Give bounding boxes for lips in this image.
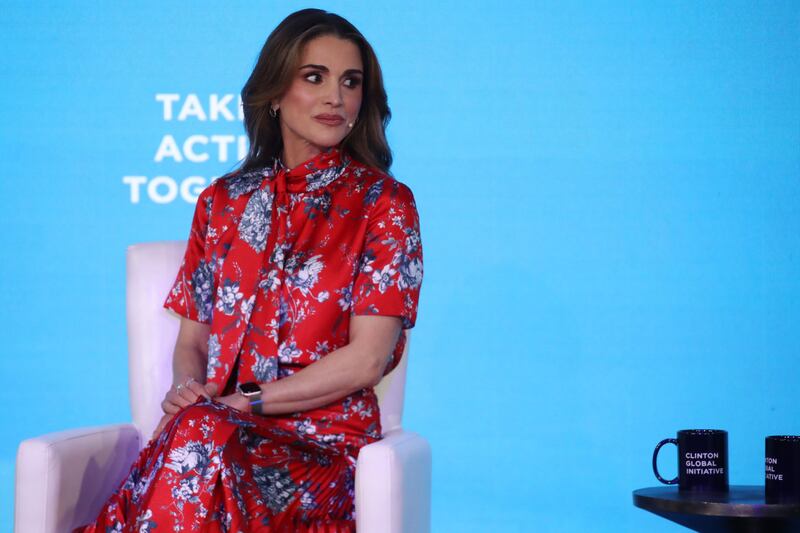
[314,114,345,126]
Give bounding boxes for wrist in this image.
[238,394,252,412]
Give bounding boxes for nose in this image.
[324,81,343,108]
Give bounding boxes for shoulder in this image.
[194,166,269,211]
[211,166,268,200]
[347,159,417,210]
[189,167,265,226]
[186,179,219,224]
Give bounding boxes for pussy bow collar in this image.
[207,147,350,393]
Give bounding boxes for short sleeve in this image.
[163,183,217,324]
[351,179,424,330]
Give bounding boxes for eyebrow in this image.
[298,64,363,76]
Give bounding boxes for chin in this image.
[308,134,347,150]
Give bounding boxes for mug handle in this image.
[652,438,679,485]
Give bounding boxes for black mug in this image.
[765,435,800,503]
[652,429,729,492]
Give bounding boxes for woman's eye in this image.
[344,77,362,89]
[304,73,322,83]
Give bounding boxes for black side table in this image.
[633,486,800,532]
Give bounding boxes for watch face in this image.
[239,382,261,396]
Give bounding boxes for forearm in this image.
[172,343,207,386]
[258,342,381,415]
[258,389,354,415]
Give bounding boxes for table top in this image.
[633,486,800,518]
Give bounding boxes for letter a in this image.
[178,94,207,121]
[154,134,183,162]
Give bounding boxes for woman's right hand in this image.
[160,378,219,414]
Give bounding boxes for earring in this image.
[269,107,278,118]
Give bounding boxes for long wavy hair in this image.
[239,9,392,173]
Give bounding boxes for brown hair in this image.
[240,9,392,173]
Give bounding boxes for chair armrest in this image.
[355,428,432,533]
[15,423,141,533]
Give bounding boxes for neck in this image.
[280,145,318,169]
[281,131,342,170]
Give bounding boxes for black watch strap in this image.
[249,397,264,415]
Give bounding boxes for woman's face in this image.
[275,34,364,165]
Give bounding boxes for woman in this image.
[75,8,423,532]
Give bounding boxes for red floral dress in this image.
[75,147,423,532]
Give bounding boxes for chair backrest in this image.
[126,241,409,442]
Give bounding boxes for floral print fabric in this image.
[75,147,423,532]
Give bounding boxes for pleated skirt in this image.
[74,399,361,532]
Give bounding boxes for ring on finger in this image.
[176,384,184,394]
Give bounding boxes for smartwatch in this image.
[237,382,264,415]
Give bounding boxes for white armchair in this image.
[15,241,431,533]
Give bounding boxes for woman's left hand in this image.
[214,392,251,413]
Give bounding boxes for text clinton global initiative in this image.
[684,452,725,476]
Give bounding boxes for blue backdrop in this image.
[2,1,799,531]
